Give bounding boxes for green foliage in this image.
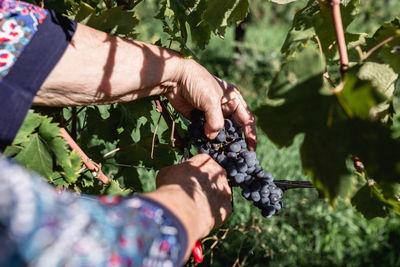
[66,2,139,37]
[254,0,400,219]
[155,0,249,52]
[5,111,82,184]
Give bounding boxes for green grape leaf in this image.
[51,172,70,187]
[365,18,400,73]
[63,150,82,183]
[3,145,22,157]
[351,184,389,219]
[337,66,388,120]
[48,137,70,168]
[202,0,249,33]
[38,117,62,141]
[349,120,400,185]
[13,110,43,144]
[67,2,139,36]
[101,180,133,196]
[186,1,211,49]
[114,168,143,192]
[14,134,53,179]
[352,183,400,219]
[358,63,398,98]
[300,126,356,204]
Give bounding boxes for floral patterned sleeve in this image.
[0,154,188,266]
[0,0,76,145]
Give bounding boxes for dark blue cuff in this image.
[138,195,189,265]
[0,10,76,145]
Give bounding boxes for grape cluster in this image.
[189,110,283,218]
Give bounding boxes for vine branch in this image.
[328,0,349,75]
[60,128,111,184]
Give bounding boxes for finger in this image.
[202,98,224,140]
[221,91,257,151]
[229,88,257,148]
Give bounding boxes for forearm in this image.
[34,23,186,106]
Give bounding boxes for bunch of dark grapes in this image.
[188,110,283,218]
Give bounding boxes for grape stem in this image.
[273,180,315,191]
[153,96,185,152]
[363,35,400,60]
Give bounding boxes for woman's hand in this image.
[144,154,232,259]
[166,59,257,150]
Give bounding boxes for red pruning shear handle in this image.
[192,240,203,263]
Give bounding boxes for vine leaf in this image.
[67,2,139,36]
[101,180,133,196]
[5,111,83,184]
[337,66,388,119]
[357,62,398,99]
[365,18,400,73]
[351,184,400,219]
[157,0,249,50]
[12,110,42,144]
[202,0,249,35]
[14,133,53,179]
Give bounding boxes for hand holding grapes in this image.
[165,59,257,151]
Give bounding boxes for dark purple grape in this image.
[227,152,237,159]
[270,194,279,203]
[217,154,228,166]
[236,157,245,164]
[234,173,245,184]
[260,185,270,197]
[270,188,283,198]
[229,142,241,153]
[273,201,282,210]
[237,162,248,173]
[262,205,276,218]
[242,188,251,199]
[227,167,238,178]
[239,139,247,149]
[260,196,270,205]
[254,164,262,174]
[251,191,261,202]
[215,130,226,143]
[246,166,255,174]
